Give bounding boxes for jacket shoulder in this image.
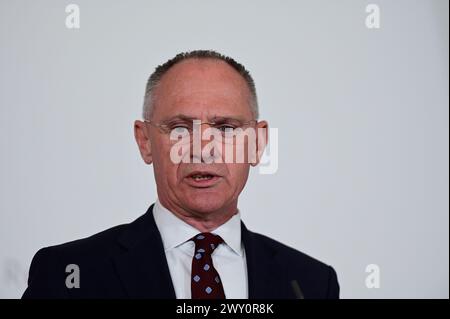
[22,222,130,299]
[250,231,329,268]
[249,231,340,299]
[43,223,129,258]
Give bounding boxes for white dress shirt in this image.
[153,199,248,299]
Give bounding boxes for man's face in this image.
[135,59,267,217]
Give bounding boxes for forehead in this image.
[152,59,253,120]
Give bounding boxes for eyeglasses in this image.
[144,118,258,145]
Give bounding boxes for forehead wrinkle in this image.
[161,113,248,123]
[170,89,243,108]
[157,87,252,120]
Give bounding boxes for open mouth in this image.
[190,174,215,181]
[185,171,222,187]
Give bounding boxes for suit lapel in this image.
[241,222,291,299]
[113,204,176,298]
[111,205,290,299]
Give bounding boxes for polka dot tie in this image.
[190,232,226,299]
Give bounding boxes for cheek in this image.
[226,164,250,189]
[152,142,180,184]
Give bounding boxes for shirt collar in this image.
[152,199,243,256]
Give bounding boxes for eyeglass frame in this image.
[144,118,258,134]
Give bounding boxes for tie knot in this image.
[191,232,223,254]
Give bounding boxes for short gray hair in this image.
[142,50,259,120]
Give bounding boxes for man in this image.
[22,50,339,299]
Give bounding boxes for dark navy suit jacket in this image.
[22,204,339,299]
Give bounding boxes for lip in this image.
[184,171,222,188]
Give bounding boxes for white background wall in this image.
[0,0,448,298]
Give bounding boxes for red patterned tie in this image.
[190,232,226,299]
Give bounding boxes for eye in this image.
[217,125,236,132]
[172,125,190,134]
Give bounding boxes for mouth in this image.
[184,171,222,188]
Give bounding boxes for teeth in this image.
[192,174,213,181]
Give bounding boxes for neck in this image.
[158,198,238,233]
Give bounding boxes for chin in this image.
[183,192,229,214]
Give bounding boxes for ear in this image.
[251,120,268,167]
[134,120,153,164]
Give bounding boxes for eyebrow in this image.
[160,114,197,123]
[161,114,249,123]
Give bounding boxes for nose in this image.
[190,121,223,163]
